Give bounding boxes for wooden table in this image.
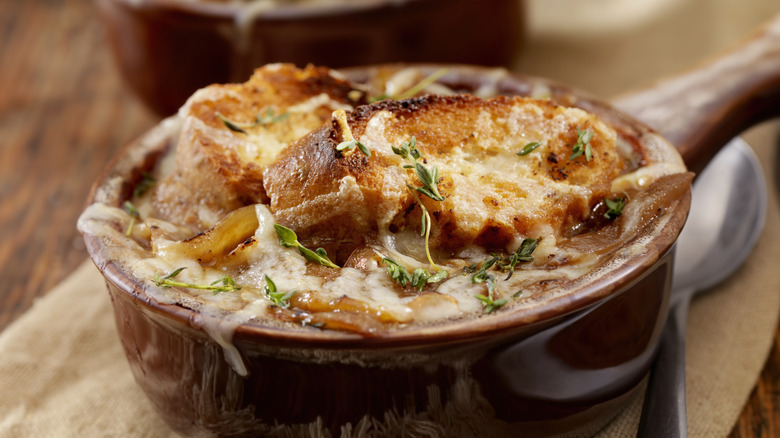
[0,0,776,436]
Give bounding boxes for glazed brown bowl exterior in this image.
[83,64,691,437]
[95,0,524,117]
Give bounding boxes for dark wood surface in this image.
[0,0,776,436]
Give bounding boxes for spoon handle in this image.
[637,297,691,438]
[612,13,780,174]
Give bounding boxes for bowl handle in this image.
[612,13,780,174]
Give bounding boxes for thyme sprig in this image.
[390,137,447,270]
[470,256,499,295]
[217,108,289,134]
[391,136,422,161]
[569,128,594,162]
[392,137,445,201]
[475,294,508,314]
[382,258,447,291]
[469,238,540,313]
[383,258,412,286]
[273,224,339,268]
[604,197,626,220]
[153,267,241,294]
[122,200,140,237]
[470,259,503,313]
[496,238,541,280]
[263,274,296,308]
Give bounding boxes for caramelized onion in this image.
[154,204,260,265]
[269,306,386,336]
[290,291,406,324]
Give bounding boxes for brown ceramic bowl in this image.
[83,64,689,437]
[82,19,780,434]
[96,0,524,117]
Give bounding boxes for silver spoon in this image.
[636,138,768,437]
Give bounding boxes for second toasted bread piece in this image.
[264,94,626,258]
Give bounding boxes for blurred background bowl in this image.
[96,0,525,116]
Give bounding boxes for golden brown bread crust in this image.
[151,64,365,229]
[264,94,625,255]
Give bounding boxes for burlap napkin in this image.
[0,122,777,437]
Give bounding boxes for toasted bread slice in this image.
[151,64,366,229]
[264,94,625,257]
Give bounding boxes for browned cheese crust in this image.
[264,94,625,256]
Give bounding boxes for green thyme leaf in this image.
[336,140,371,157]
[273,224,339,268]
[604,197,626,220]
[160,267,185,281]
[298,246,338,268]
[569,128,594,161]
[410,269,430,291]
[217,113,248,134]
[382,258,447,291]
[382,258,412,286]
[357,142,372,157]
[217,108,289,134]
[153,268,241,294]
[517,141,543,156]
[412,162,445,201]
[264,274,276,293]
[274,224,298,248]
[428,269,448,283]
[414,162,435,187]
[515,238,540,261]
[263,274,296,308]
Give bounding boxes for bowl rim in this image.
[83,63,691,349]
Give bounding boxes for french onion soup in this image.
[79,64,691,338]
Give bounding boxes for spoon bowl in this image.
[637,138,767,437]
[673,139,767,297]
